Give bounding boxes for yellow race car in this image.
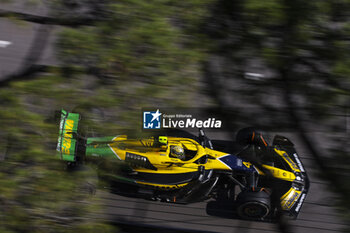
[57,109,309,220]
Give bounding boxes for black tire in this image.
[236,190,271,220]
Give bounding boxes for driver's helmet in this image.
[170,145,185,160]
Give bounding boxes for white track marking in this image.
[0,40,12,48]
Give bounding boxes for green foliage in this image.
[54,0,213,131]
[0,1,213,231]
[0,88,114,232]
[244,0,286,26]
[2,0,349,231]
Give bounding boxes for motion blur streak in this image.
[0,0,349,232]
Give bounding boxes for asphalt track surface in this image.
[0,3,347,232]
[0,2,56,79]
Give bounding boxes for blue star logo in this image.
[143,109,162,129]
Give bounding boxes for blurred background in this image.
[0,0,349,232]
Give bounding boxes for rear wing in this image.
[56,109,81,162]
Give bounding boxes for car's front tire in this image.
[236,190,271,220]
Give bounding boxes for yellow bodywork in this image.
[107,136,298,190]
[274,148,301,173]
[109,136,230,174]
[256,164,296,182]
[135,181,189,189]
[280,187,302,210]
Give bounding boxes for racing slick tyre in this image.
[236,190,271,220]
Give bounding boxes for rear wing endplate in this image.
[56,109,80,162]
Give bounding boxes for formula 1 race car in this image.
[56,109,309,220]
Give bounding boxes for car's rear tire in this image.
[236,190,271,220]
